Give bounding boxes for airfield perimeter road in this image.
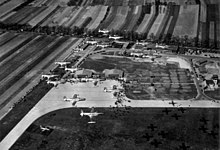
[0,80,220,150]
[0,38,83,120]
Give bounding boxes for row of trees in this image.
[0,20,219,50]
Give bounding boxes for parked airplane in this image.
[86,40,98,45]
[65,67,81,72]
[47,80,60,87]
[155,43,168,49]
[96,43,109,48]
[80,107,103,123]
[55,61,70,68]
[109,35,122,40]
[67,78,80,83]
[40,125,50,132]
[169,100,177,106]
[98,29,110,34]
[41,74,58,80]
[136,40,149,46]
[103,87,113,92]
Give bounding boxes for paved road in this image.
[0,80,220,150]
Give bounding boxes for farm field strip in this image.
[3,6,35,25]
[136,5,156,34]
[0,33,34,61]
[0,32,18,46]
[74,6,98,28]
[0,0,26,18]
[148,6,167,38]
[28,4,59,27]
[0,37,78,114]
[0,0,8,5]
[165,5,180,39]
[155,4,173,38]
[120,5,135,31]
[18,7,47,25]
[85,5,103,29]
[0,35,52,82]
[0,35,42,68]
[107,6,129,30]
[173,5,199,38]
[64,7,84,27]
[98,6,118,29]
[126,5,142,32]
[40,7,63,27]
[87,6,108,31]
[0,11,16,22]
[70,6,89,28]
[0,36,58,96]
[53,7,73,25]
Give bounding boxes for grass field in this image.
[80,55,197,100]
[10,107,219,150]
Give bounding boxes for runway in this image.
[0,80,220,150]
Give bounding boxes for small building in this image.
[74,69,93,78]
[103,69,124,78]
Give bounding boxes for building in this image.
[74,69,93,78]
[103,69,124,78]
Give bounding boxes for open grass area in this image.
[11,107,219,150]
[80,55,197,100]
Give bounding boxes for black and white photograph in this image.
[0,0,219,149]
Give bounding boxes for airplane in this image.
[41,74,58,80]
[47,80,60,87]
[178,143,190,150]
[198,125,208,133]
[55,61,70,68]
[109,35,122,40]
[86,40,98,45]
[199,116,209,124]
[147,124,157,131]
[150,139,162,148]
[65,67,81,73]
[169,100,177,106]
[208,130,218,139]
[158,130,168,139]
[178,107,186,113]
[67,78,80,83]
[155,43,168,49]
[80,107,103,124]
[98,29,110,34]
[171,113,181,120]
[103,87,113,93]
[142,132,153,141]
[96,43,109,48]
[40,125,50,132]
[136,40,149,46]
[162,108,172,115]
